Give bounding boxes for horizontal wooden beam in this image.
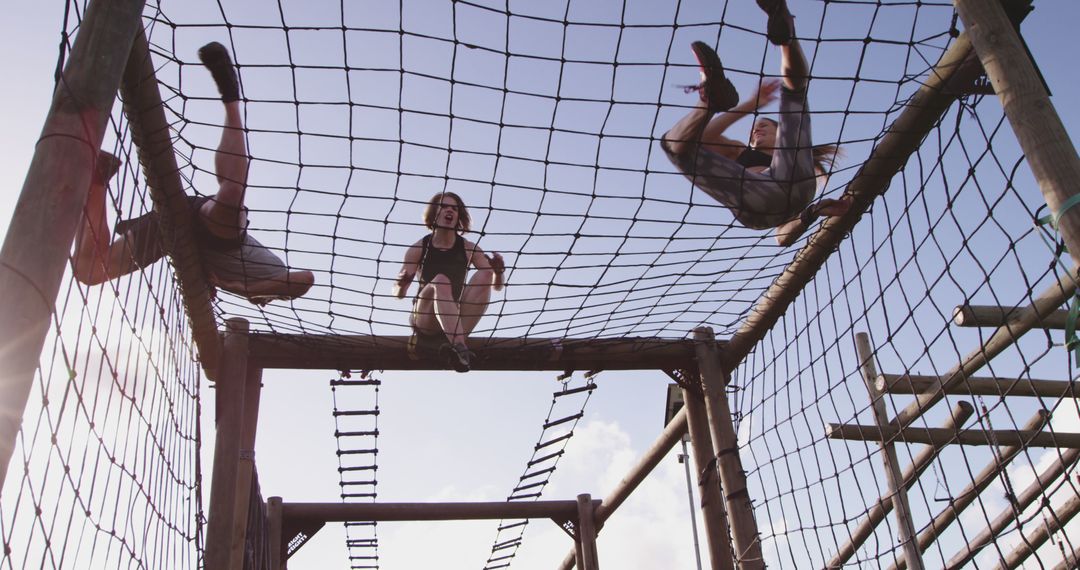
[281,500,597,522]
[247,333,711,371]
[953,304,1070,329]
[825,423,1080,448]
[876,374,1077,398]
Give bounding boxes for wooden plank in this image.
[577,494,600,570]
[825,402,974,569]
[0,0,146,494]
[953,304,1069,329]
[281,500,596,522]
[695,328,763,569]
[826,417,1079,448]
[205,318,249,570]
[955,0,1080,270]
[683,376,735,570]
[247,333,713,371]
[120,29,220,378]
[855,334,924,570]
[1001,493,1080,569]
[944,448,1080,569]
[890,410,1050,570]
[877,374,1077,399]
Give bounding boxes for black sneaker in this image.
[198,42,241,102]
[690,41,739,113]
[441,342,472,373]
[757,0,795,46]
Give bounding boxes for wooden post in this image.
[682,375,735,570]
[694,327,763,569]
[577,494,600,570]
[227,365,264,569]
[268,496,284,570]
[877,373,1077,399]
[205,318,250,570]
[855,334,924,570]
[954,0,1080,269]
[0,0,146,494]
[945,447,1080,569]
[953,304,1070,330]
[826,402,974,569]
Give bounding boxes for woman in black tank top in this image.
[393,192,505,372]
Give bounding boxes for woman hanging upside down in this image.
[393,192,505,373]
[661,0,850,246]
[73,42,314,305]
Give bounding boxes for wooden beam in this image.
[0,0,146,495]
[890,410,1050,570]
[576,494,600,570]
[888,269,1077,432]
[953,304,1070,330]
[695,328,763,569]
[247,333,714,371]
[682,375,735,570]
[120,29,220,378]
[955,0,1080,270]
[556,402,690,570]
[1051,542,1080,570]
[944,447,1080,569]
[205,318,250,570]
[281,500,597,522]
[826,417,1079,448]
[825,402,974,569]
[1001,493,1080,569]
[855,334,924,570]
[877,373,1077,399]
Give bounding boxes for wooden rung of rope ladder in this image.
[876,373,1078,398]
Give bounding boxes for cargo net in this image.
[11,0,1076,568]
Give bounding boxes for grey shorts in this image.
[663,88,818,230]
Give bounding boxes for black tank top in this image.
[736,147,772,168]
[418,234,469,300]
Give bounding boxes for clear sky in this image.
[3,1,1080,569]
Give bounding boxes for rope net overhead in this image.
[3,0,1079,568]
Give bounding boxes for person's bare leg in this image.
[73,152,121,285]
[197,42,248,239]
[458,268,495,335]
[425,274,466,347]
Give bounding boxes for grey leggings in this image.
[663,88,818,230]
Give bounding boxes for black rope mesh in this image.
[4,0,1080,568]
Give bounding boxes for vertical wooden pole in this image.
[855,333,924,570]
[576,493,600,570]
[693,327,763,569]
[0,0,146,494]
[681,373,735,570]
[954,0,1080,268]
[268,496,284,570]
[205,318,250,570]
[227,364,264,569]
